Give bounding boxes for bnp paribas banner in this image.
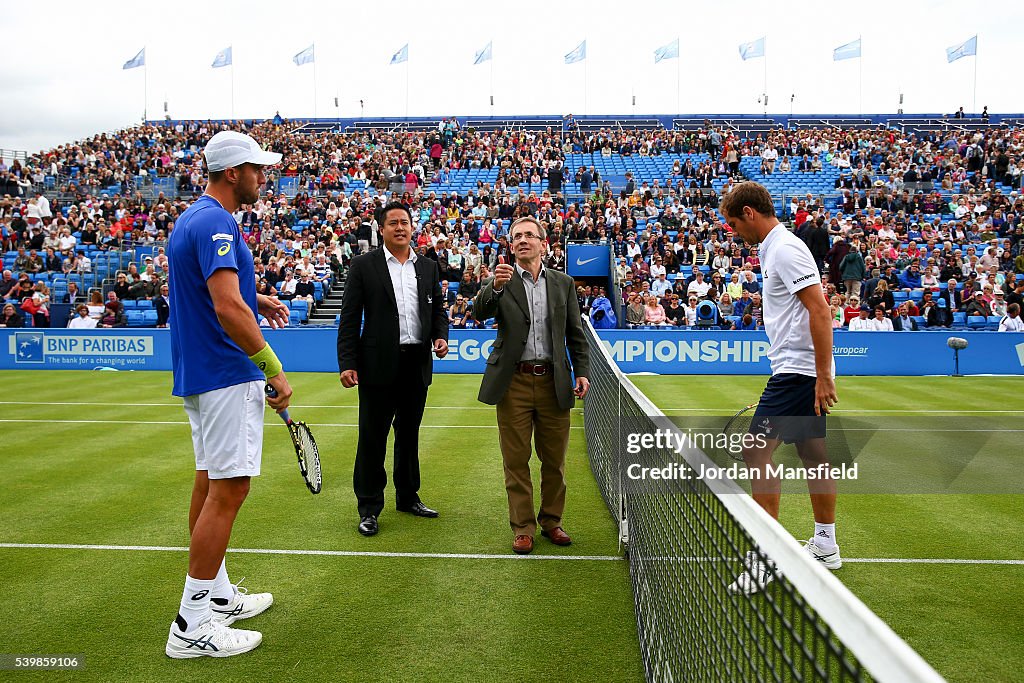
[2,328,1023,375]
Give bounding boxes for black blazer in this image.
[337,248,449,387]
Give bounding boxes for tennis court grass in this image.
[0,371,641,682]
[2,370,1021,682]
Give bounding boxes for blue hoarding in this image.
[566,244,610,277]
[2,328,1023,376]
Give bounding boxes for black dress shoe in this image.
[396,501,439,518]
[358,515,378,536]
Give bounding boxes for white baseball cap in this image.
[203,131,282,171]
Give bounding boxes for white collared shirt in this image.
[384,245,422,344]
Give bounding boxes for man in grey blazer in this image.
[474,217,590,555]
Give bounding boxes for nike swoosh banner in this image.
[567,244,609,276]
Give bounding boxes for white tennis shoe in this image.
[803,539,842,570]
[727,550,776,595]
[211,582,274,626]
[165,619,262,659]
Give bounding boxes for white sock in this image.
[175,575,215,633]
[813,523,837,550]
[210,559,234,605]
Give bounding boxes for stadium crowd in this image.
[2,116,1024,331]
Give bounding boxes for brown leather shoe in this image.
[512,535,534,555]
[541,527,572,546]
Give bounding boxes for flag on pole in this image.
[390,44,409,65]
[738,37,765,60]
[123,48,145,70]
[473,41,492,65]
[212,46,232,69]
[293,44,314,67]
[833,38,861,61]
[946,35,977,63]
[654,38,679,64]
[565,40,586,65]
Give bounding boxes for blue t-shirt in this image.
[168,195,262,397]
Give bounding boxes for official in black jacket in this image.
[337,203,449,536]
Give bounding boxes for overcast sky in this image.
[2,0,1021,158]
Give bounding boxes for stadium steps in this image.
[308,274,346,324]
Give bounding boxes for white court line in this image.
[0,401,493,410]
[1,542,1021,566]
[0,419,574,429]
[0,542,619,562]
[661,408,1024,414]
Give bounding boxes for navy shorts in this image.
[751,373,826,443]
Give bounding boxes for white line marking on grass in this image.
[0,419,581,429]
[661,408,1024,414]
[0,401,493,410]
[2,543,1022,566]
[843,558,1024,565]
[0,542,620,562]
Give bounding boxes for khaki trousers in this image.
[496,372,571,536]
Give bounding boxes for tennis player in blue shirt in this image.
[164,131,293,658]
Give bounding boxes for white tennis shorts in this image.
[183,380,265,479]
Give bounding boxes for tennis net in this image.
[581,320,944,682]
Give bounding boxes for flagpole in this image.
[231,59,235,121]
[972,52,977,113]
[490,46,494,114]
[143,58,148,123]
[584,46,588,115]
[405,59,410,118]
[676,40,681,115]
[858,35,863,116]
[312,44,318,119]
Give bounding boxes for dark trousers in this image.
[353,347,428,518]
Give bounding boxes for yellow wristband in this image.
[249,343,283,379]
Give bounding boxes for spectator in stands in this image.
[842,296,861,326]
[866,280,894,314]
[839,243,866,297]
[0,270,15,299]
[6,275,34,303]
[112,272,131,300]
[651,273,672,298]
[459,269,480,298]
[98,301,127,328]
[687,271,710,299]
[726,272,743,300]
[870,307,894,332]
[718,293,735,317]
[991,289,1008,317]
[155,283,170,328]
[449,296,471,328]
[277,271,297,301]
[294,273,316,309]
[741,270,760,295]
[68,304,98,329]
[0,302,24,327]
[625,293,645,327]
[86,290,105,321]
[899,262,923,292]
[938,279,962,311]
[893,303,918,331]
[927,298,953,328]
[963,290,992,318]
[998,303,1024,331]
[849,307,872,331]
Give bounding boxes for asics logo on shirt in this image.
[217,243,231,256]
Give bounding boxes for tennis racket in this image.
[265,386,322,494]
[721,402,759,462]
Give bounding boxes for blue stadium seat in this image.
[121,300,137,310]
[967,316,987,330]
[135,300,154,310]
[986,316,1002,331]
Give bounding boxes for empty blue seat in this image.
[967,316,987,330]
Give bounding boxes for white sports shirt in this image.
[759,224,834,377]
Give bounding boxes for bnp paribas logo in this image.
[14,332,45,363]
[1016,342,1024,367]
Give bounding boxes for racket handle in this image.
[264,384,291,424]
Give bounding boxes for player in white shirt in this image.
[719,183,840,595]
[998,303,1024,332]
